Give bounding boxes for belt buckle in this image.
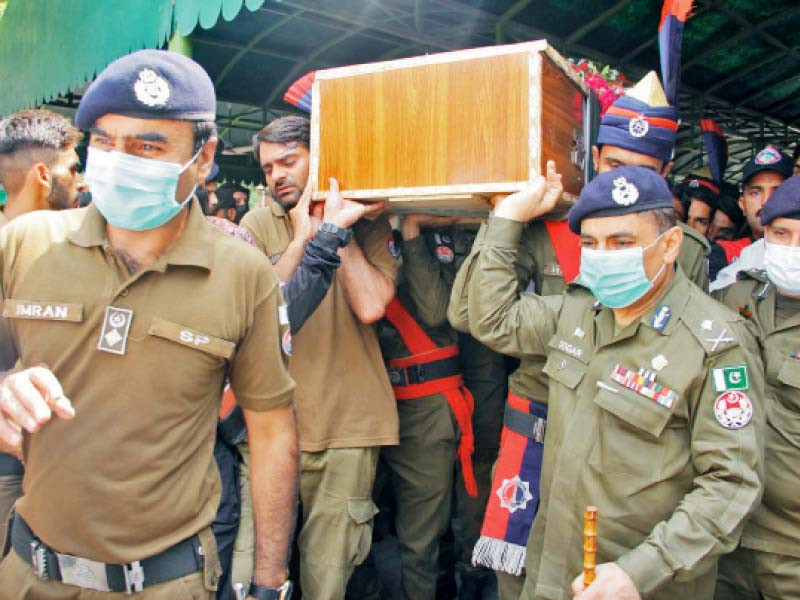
[413,364,426,384]
[123,560,145,594]
[532,417,546,443]
[30,541,47,578]
[57,553,112,592]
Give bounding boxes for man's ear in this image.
[663,225,683,263]
[661,161,674,177]
[738,195,745,212]
[32,162,52,191]
[195,138,218,185]
[591,145,600,173]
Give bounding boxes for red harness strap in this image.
[718,237,752,264]
[220,385,237,419]
[384,297,477,496]
[543,220,581,284]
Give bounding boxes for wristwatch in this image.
[247,579,293,600]
[318,221,354,247]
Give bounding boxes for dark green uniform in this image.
[373,230,461,600]
[451,219,568,599]
[468,217,765,600]
[678,221,711,292]
[715,272,800,600]
[448,222,515,596]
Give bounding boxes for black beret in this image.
[75,49,216,130]
[761,174,800,226]
[568,166,674,234]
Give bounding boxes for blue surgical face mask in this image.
[84,146,200,231]
[578,233,667,309]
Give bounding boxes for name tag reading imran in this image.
[3,300,83,322]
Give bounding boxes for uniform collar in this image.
[67,198,214,271]
[0,209,8,228]
[640,266,691,336]
[270,200,289,218]
[593,265,690,341]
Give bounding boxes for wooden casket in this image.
[310,40,599,216]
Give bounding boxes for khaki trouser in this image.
[299,447,380,600]
[380,393,457,599]
[715,545,800,600]
[497,570,525,600]
[0,473,22,549]
[230,443,254,595]
[0,547,216,600]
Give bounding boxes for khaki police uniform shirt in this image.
[241,204,398,451]
[0,201,294,564]
[678,221,710,292]
[378,233,458,360]
[0,210,8,228]
[468,216,765,600]
[449,220,569,403]
[716,272,800,558]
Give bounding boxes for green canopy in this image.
[0,0,267,116]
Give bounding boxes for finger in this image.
[546,159,559,180]
[2,379,44,431]
[571,573,585,595]
[328,178,342,201]
[0,414,22,449]
[297,181,312,210]
[28,367,74,420]
[362,200,388,219]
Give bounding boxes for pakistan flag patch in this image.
[712,365,749,393]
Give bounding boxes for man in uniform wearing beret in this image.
[592,72,710,290]
[714,174,800,599]
[468,162,764,599]
[0,49,297,600]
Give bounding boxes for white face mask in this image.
[764,241,800,296]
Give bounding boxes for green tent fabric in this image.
[0,0,267,117]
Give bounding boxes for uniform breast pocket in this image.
[542,336,589,390]
[592,386,675,477]
[147,316,236,366]
[777,358,800,390]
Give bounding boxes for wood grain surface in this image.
[540,55,586,196]
[315,51,529,192]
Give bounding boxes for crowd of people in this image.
[0,35,798,600]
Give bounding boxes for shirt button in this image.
[558,359,567,370]
[120,289,129,297]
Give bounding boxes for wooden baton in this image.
[583,505,598,588]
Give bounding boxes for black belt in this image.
[11,513,203,593]
[386,355,461,387]
[504,402,547,442]
[0,453,24,476]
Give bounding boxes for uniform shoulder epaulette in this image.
[680,289,744,355]
[736,268,769,284]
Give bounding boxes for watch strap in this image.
[319,221,353,246]
[247,580,292,600]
